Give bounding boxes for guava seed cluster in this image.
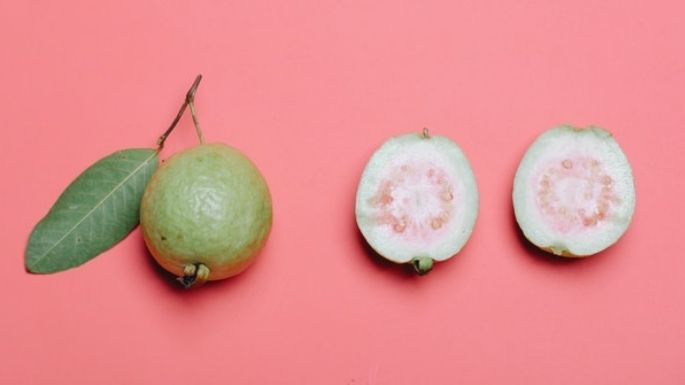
[536,156,617,231]
[370,161,455,237]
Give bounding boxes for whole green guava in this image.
[140,143,272,287]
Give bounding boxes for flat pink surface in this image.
[2,1,684,383]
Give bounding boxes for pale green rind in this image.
[512,126,636,256]
[26,148,159,273]
[356,131,479,265]
[140,143,272,280]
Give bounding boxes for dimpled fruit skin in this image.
[140,143,272,280]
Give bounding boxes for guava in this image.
[512,126,635,257]
[355,129,479,274]
[140,143,272,287]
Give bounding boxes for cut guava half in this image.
[513,126,636,257]
[355,129,479,274]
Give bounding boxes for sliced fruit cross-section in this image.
[513,126,636,257]
[356,129,479,274]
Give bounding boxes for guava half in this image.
[355,129,479,274]
[513,126,636,257]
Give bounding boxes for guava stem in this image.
[177,263,210,289]
[411,257,434,275]
[421,127,430,139]
[187,96,205,144]
[156,74,204,150]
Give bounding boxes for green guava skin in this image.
[140,143,272,281]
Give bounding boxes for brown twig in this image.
[156,74,203,150]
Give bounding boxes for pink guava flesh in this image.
[368,161,456,242]
[534,156,619,234]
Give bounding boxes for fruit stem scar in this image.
[177,263,210,289]
[157,74,204,150]
[421,128,430,139]
[411,257,434,275]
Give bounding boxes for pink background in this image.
[2,1,684,383]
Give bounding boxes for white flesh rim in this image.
[513,126,636,257]
[355,132,479,267]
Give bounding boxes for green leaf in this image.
[26,148,159,273]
